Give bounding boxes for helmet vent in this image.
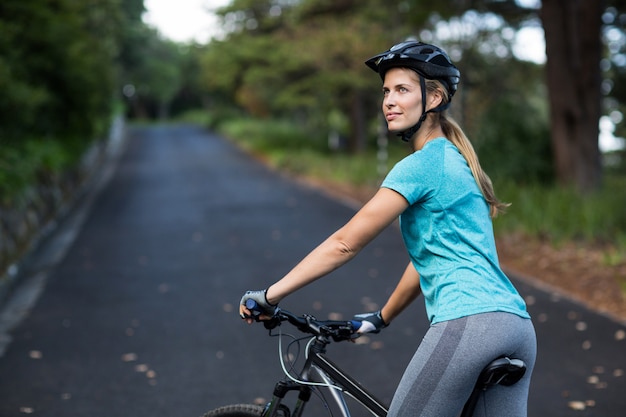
[430,55,451,67]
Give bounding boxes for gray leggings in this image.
[388,312,536,417]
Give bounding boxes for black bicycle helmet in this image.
[365,41,461,141]
[365,41,460,97]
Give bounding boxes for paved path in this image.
[0,124,624,417]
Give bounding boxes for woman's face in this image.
[382,67,424,133]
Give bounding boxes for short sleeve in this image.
[380,140,445,206]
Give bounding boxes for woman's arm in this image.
[264,187,408,305]
[380,261,422,324]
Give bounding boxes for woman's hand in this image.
[352,310,388,333]
[239,290,278,324]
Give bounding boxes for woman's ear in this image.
[427,91,443,111]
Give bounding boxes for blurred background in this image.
[0,0,625,317]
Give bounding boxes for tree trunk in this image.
[541,0,604,192]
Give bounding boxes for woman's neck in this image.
[412,124,445,151]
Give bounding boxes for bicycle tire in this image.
[202,404,264,417]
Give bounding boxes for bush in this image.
[0,138,77,204]
[218,118,327,153]
[493,176,626,245]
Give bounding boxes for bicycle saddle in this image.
[477,357,527,389]
[461,357,527,417]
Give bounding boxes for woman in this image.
[240,41,536,417]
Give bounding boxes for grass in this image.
[215,116,409,187]
[207,115,626,258]
[493,176,626,249]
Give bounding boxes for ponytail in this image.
[440,116,510,217]
[424,79,509,217]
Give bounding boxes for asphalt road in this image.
[0,124,624,417]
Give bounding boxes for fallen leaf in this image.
[328,312,342,320]
[135,364,149,372]
[28,351,42,359]
[567,401,586,410]
[370,341,384,350]
[587,375,600,384]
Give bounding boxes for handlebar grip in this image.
[350,320,362,331]
[245,299,262,316]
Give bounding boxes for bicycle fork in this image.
[262,379,312,417]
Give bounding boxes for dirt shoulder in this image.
[497,233,626,324]
[301,176,626,324]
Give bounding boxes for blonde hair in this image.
[425,79,510,218]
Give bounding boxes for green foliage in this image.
[493,175,626,245]
[121,27,186,118]
[0,0,143,203]
[473,91,553,184]
[0,139,75,204]
[205,0,400,150]
[217,116,401,186]
[201,0,557,177]
[0,0,121,142]
[220,115,626,252]
[219,118,327,154]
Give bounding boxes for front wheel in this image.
[202,404,264,417]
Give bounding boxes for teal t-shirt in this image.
[381,138,529,324]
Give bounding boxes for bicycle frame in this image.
[307,349,388,417]
[262,336,388,417]
[235,308,526,417]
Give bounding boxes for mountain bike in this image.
[201,304,526,417]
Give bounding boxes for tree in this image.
[408,0,608,191]
[0,0,123,143]
[541,0,604,192]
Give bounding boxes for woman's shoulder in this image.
[403,137,449,164]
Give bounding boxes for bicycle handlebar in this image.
[245,299,362,342]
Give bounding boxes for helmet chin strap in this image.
[399,113,427,142]
[398,75,451,143]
